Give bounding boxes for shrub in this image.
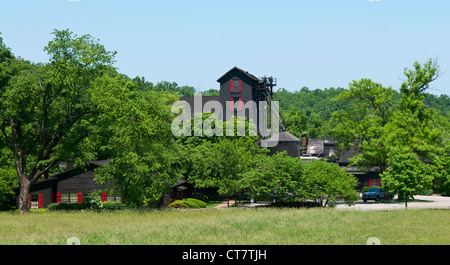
[47,202,89,211]
[184,198,207,208]
[241,153,359,207]
[168,198,207,209]
[168,200,189,209]
[47,201,128,211]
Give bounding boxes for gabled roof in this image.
[13,160,109,190]
[260,131,300,148]
[216,66,259,83]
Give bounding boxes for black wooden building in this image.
[13,160,118,209]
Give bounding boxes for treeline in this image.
[273,86,450,140]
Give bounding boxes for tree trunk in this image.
[18,180,30,214]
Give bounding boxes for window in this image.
[369,179,380,187]
[30,194,39,210]
[230,98,243,111]
[60,193,78,203]
[107,196,122,202]
[230,79,241,93]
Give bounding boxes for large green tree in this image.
[92,75,180,207]
[178,114,262,206]
[0,30,116,213]
[302,159,359,207]
[187,137,260,207]
[240,152,304,205]
[331,78,396,174]
[240,152,358,207]
[381,153,433,207]
[331,59,444,187]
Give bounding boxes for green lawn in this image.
[0,208,448,245]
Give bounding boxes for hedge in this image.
[47,201,128,211]
[168,198,207,209]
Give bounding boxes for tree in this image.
[331,78,396,174]
[92,75,180,207]
[400,58,440,114]
[240,152,304,205]
[188,137,259,207]
[0,146,16,210]
[283,107,308,139]
[0,29,116,213]
[302,159,359,207]
[241,152,358,207]
[331,60,445,197]
[381,153,433,208]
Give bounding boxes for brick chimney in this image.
[301,132,307,156]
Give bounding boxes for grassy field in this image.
[0,207,449,245]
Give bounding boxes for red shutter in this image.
[230,98,234,111]
[56,192,61,203]
[38,194,43,209]
[102,192,107,202]
[239,80,242,93]
[376,179,380,187]
[28,194,31,209]
[230,80,233,93]
[77,192,83,204]
[239,98,243,111]
[369,179,372,187]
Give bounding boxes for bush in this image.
[47,202,90,211]
[168,198,207,209]
[241,152,359,207]
[168,200,189,209]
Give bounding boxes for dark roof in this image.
[178,96,221,118]
[275,131,300,142]
[13,160,108,190]
[260,131,300,147]
[216,66,259,83]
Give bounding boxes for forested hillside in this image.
[273,87,449,139]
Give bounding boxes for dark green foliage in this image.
[273,87,350,138]
[201,89,220,96]
[130,77,196,96]
[302,159,359,206]
[431,143,450,195]
[168,198,207,209]
[47,201,128,211]
[47,202,90,211]
[241,152,358,207]
[381,153,433,207]
[273,83,449,139]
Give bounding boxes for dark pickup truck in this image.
[362,188,393,202]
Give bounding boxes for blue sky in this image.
[1,0,449,96]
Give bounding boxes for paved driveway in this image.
[336,195,450,211]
